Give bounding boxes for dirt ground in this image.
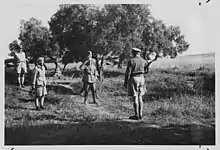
[4,83,215,145]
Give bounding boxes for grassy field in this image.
[4,53,215,145]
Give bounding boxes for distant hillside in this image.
[179,52,215,58]
[151,52,215,69]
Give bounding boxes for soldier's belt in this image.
[131,72,145,77]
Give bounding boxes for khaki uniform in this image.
[14,52,27,73]
[81,59,99,92]
[125,56,148,97]
[32,65,47,97]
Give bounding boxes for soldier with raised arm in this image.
[79,51,99,105]
[124,48,148,120]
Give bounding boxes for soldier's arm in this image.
[80,60,92,73]
[13,53,18,62]
[32,68,38,89]
[43,63,48,70]
[12,53,17,64]
[24,52,28,62]
[79,61,86,70]
[124,60,132,88]
[94,65,99,77]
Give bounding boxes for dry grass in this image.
[4,53,215,145]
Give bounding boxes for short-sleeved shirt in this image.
[32,65,47,86]
[125,55,148,82]
[14,52,27,73]
[125,55,148,96]
[14,52,26,63]
[81,59,98,83]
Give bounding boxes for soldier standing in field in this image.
[32,57,47,110]
[80,51,99,105]
[124,48,148,120]
[13,45,28,88]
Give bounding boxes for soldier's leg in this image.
[21,63,27,87]
[129,96,139,120]
[92,82,99,99]
[35,87,41,110]
[35,96,40,110]
[94,83,99,99]
[21,73,25,87]
[80,83,84,96]
[40,96,45,109]
[138,94,143,119]
[129,78,139,120]
[80,87,84,94]
[16,63,22,87]
[91,83,98,104]
[84,82,89,104]
[17,73,21,87]
[138,77,145,119]
[40,86,47,109]
[95,92,99,99]
[133,96,139,117]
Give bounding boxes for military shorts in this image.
[35,86,47,97]
[16,62,27,74]
[128,76,146,97]
[83,82,96,92]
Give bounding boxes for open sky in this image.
[0,0,219,59]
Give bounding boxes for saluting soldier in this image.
[13,45,28,88]
[80,51,99,105]
[124,48,148,120]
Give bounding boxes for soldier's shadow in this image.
[47,84,75,95]
[18,98,34,103]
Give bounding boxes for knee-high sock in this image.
[21,74,25,85]
[84,91,88,103]
[40,96,45,106]
[133,96,139,116]
[138,95,143,117]
[17,74,21,86]
[35,97,40,107]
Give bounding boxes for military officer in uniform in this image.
[80,51,99,105]
[32,57,47,110]
[124,48,148,120]
[13,45,28,88]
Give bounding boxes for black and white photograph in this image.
[2,0,218,147]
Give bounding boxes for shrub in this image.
[151,102,182,117]
[203,73,215,93]
[45,93,63,105]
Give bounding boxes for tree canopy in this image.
[142,18,189,71]
[18,17,51,63]
[9,4,189,74]
[48,4,189,71]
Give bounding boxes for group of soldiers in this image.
[11,45,148,120]
[13,45,47,110]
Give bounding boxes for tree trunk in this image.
[118,62,122,69]
[62,64,67,74]
[118,53,125,69]
[145,64,150,73]
[95,54,105,82]
[26,61,31,71]
[54,59,62,77]
[145,54,160,73]
[143,49,147,60]
[118,59,123,69]
[99,55,105,82]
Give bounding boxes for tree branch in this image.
[147,53,159,66]
[145,53,160,73]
